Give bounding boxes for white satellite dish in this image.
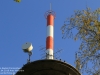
[22,42,33,53]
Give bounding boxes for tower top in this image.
[45,3,56,19]
[50,3,52,12]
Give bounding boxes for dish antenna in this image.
[22,42,33,52]
[22,42,33,63]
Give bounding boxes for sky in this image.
[0,0,100,75]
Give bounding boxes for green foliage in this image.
[61,7,100,75]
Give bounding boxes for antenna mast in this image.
[45,4,55,59]
[50,3,52,11]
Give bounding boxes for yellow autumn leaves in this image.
[14,0,21,3]
[61,7,100,74]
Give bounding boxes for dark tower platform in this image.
[15,59,81,75]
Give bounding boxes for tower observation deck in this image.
[15,60,81,75]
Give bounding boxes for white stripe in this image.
[46,49,53,55]
[47,25,53,37]
[46,49,53,59]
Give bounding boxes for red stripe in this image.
[47,14,54,26]
[46,36,53,50]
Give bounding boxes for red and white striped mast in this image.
[45,4,55,59]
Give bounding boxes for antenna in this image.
[22,42,33,52]
[40,48,63,59]
[44,4,56,59]
[54,49,62,54]
[54,49,63,59]
[50,3,52,11]
[22,42,33,63]
[39,46,46,59]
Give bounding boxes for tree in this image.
[14,0,21,3]
[61,8,100,75]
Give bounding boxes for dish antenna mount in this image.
[22,42,33,63]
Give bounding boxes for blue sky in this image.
[0,0,100,75]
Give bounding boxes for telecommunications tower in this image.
[15,4,81,75]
